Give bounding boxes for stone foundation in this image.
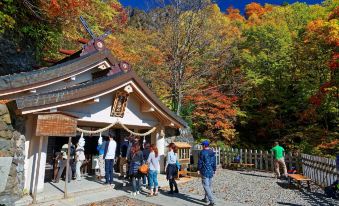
[0,104,26,205]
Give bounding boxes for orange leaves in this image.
[187,88,238,143]
[245,2,271,19]
[225,7,245,22]
[45,0,85,18]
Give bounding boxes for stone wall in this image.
[0,104,26,205]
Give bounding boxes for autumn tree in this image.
[187,88,238,143]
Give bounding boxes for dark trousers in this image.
[105,159,114,184]
[169,178,178,192]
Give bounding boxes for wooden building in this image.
[0,37,187,196]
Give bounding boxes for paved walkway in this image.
[15,173,241,206]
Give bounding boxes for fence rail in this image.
[301,153,338,187]
[192,146,339,187]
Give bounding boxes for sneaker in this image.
[174,189,179,193]
[131,192,136,196]
[136,191,140,195]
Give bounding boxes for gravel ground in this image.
[82,196,161,206]
[179,169,339,206]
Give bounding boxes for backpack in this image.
[324,180,339,199]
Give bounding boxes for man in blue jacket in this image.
[198,140,216,206]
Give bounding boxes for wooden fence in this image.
[301,153,339,187]
[192,146,339,187]
[219,148,301,172]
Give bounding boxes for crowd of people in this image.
[52,132,217,206]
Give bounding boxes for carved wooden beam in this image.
[59,49,76,55]
[77,38,89,44]
[141,104,155,112]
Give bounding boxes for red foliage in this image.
[309,93,323,106]
[319,82,332,93]
[329,6,339,20]
[328,52,339,71]
[187,88,238,143]
[111,2,128,27]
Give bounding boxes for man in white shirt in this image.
[103,132,117,185]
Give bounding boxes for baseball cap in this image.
[201,140,209,146]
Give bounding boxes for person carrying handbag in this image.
[128,143,144,196]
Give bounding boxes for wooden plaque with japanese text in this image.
[111,90,129,118]
[36,113,77,137]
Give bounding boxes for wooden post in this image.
[64,137,72,199]
[259,150,263,170]
[32,136,44,204]
[271,151,274,172]
[244,149,248,164]
[239,149,243,164]
[265,151,269,171]
[254,150,258,170]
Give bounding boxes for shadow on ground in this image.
[239,172,276,179]
[157,189,207,206]
[276,181,339,206]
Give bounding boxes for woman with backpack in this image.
[165,143,179,194]
[128,143,144,196]
[147,144,160,196]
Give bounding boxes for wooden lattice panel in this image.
[36,113,77,137]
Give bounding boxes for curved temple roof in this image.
[0,50,118,97]
[1,49,187,128]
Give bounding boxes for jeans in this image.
[105,159,114,184]
[75,160,83,180]
[275,158,287,177]
[202,177,215,204]
[132,176,141,192]
[148,170,158,189]
[142,174,150,187]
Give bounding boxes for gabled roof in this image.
[0,50,118,98]
[10,49,187,128]
[16,69,187,128]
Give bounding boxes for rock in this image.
[0,121,8,130]
[0,104,8,116]
[0,139,11,151]
[2,113,11,124]
[0,130,13,140]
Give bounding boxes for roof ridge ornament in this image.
[79,16,112,56]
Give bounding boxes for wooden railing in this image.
[219,148,301,172]
[301,154,339,187]
[192,146,339,187]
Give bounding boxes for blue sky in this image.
[120,0,325,13]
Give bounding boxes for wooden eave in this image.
[16,71,187,128]
[0,50,118,99]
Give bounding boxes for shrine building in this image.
[0,36,187,197]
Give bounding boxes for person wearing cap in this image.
[198,140,216,206]
[104,132,117,186]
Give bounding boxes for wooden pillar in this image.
[32,136,44,204]
[64,137,72,199]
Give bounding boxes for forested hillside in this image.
[0,0,338,156]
